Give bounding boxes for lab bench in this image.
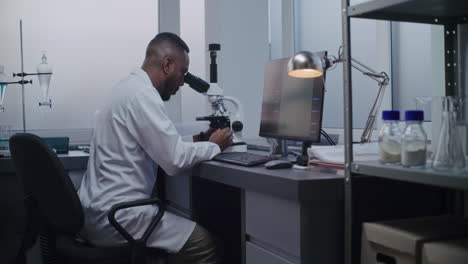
[189,160,345,264]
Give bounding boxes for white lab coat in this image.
[78,68,220,252]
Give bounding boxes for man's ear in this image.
[162,56,173,75]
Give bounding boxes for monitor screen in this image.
[259,51,327,143]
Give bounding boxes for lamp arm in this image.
[350,60,389,143]
[331,56,388,84]
[330,50,390,143]
[360,81,388,143]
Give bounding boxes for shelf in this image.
[351,160,468,190]
[348,0,468,25]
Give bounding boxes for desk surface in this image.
[0,150,89,173]
[1,150,344,203]
[195,160,344,203]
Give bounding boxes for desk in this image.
[165,160,345,264]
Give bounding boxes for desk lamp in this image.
[288,47,389,143]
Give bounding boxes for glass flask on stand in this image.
[0,65,7,112]
[37,51,53,107]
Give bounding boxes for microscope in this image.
[184,44,247,152]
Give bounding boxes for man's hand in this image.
[193,128,217,142]
[208,128,233,151]
[202,128,217,141]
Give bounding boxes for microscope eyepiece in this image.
[184,72,210,93]
[208,43,221,51]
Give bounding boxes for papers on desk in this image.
[308,142,379,166]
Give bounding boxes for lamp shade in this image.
[287,51,323,78]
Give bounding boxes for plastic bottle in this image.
[378,110,401,165]
[401,110,427,168]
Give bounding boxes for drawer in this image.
[246,242,295,264]
[245,191,301,257]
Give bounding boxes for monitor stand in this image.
[278,140,311,165]
[296,141,312,166]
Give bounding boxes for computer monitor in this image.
[259,51,327,146]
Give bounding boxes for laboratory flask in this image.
[432,97,466,172]
[37,51,53,107]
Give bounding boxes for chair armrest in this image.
[107,198,166,244]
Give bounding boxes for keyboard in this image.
[213,152,273,167]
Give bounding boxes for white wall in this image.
[159,0,182,123]
[294,0,391,129]
[180,0,210,123]
[196,0,269,139]
[0,0,158,132]
[211,0,270,138]
[392,23,445,114]
[269,0,294,60]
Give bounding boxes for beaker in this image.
[453,97,468,173]
[454,121,468,173]
[432,97,466,172]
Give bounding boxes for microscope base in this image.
[224,142,247,153]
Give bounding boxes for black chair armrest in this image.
[107,198,166,244]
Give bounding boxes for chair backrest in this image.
[9,133,84,235]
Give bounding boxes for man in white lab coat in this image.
[78,32,232,264]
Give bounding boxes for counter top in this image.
[1,150,344,203]
[194,160,344,203]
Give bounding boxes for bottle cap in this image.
[405,110,424,121]
[382,110,400,120]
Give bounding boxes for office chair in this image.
[9,133,167,264]
[0,171,38,264]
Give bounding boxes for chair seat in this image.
[56,235,132,264]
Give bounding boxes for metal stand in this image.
[20,20,26,132]
[341,2,353,264]
[10,20,52,131]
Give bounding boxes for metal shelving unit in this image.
[352,161,468,191]
[348,0,468,24]
[342,0,468,264]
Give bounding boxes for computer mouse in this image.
[264,159,293,169]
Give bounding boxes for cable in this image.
[320,129,335,145]
[320,129,336,145]
[325,132,335,145]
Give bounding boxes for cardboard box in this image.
[422,238,468,264]
[361,215,468,264]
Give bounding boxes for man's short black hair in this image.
[145,32,190,58]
